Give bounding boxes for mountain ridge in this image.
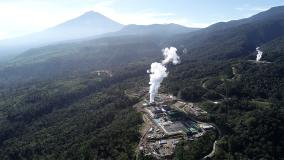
[1,6,284,84]
[171,5,284,59]
[0,11,124,60]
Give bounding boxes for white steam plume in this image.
[149,62,168,103]
[148,47,180,103]
[162,47,180,65]
[256,47,263,62]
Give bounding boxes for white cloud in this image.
[235,6,269,12]
[234,6,271,19]
[88,0,208,28]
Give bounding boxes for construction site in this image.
[134,93,215,159]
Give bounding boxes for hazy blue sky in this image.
[0,0,284,40]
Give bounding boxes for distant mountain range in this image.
[0,6,284,82]
[0,11,123,59]
[105,23,198,37]
[1,6,284,85]
[0,11,198,61]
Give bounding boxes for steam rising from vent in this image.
[149,63,168,103]
[162,47,180,65]
[256,47,263,62]
[148,47,180,103]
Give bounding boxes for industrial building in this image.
[136,93,215,159]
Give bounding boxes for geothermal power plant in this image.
[132,47,216,159]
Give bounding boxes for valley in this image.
[0,4,283,160]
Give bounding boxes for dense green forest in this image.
[168,59,284,160]
[0,5,284,160]
[0,69,147,159]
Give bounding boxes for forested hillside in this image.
[171,6,284,60]
[0,67,147,159]
[167,59,284,159]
